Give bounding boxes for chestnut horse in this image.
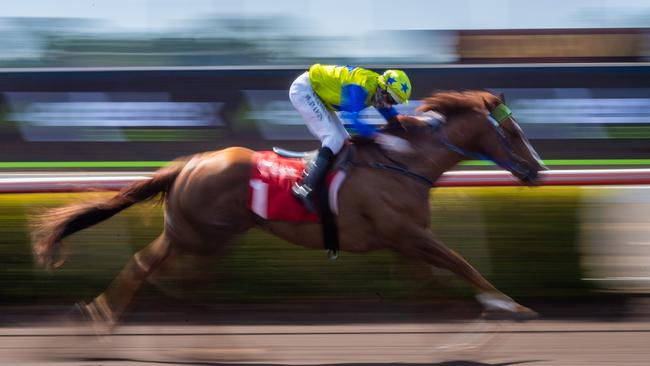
[32,90,545,330]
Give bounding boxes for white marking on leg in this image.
[133,252,150,273]
[476,292,517,312]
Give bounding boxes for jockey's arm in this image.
[340,85,412,152]
[377,106,401,130]
[340,84,378,138]
[340,84,407,136]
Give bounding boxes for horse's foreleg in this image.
[394,228,538,320]
[395,228,497,292]
[81,233,174,332]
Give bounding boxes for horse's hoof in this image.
[64,302,89,323]
[481,305,539,322]
[74,301,115,335]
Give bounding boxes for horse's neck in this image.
[397,128,465,180]
[381,110,481,183]
[351,133,462,185]
[408,146,463,184]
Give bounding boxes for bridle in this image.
[436,104,534,179]
[357,103,534,186]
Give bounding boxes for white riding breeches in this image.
[289,72,349,154]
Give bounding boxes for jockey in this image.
[289,64,412,212]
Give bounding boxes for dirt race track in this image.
[2,321,649,366]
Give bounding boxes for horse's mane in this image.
[416,90,499,117]
[353,90,500,143]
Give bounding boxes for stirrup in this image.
[292,182,312,198]
[292,183,317,213]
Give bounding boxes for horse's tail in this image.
[32,159,186,269]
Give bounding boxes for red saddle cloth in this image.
[248,151,344,222]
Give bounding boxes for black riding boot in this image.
[292,147,335,213]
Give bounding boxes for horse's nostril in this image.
[515,162,540,184]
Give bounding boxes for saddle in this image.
[272,147,316,160]
[272,145,354,179]
[248,146,353,258]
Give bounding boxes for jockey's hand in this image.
[373,133,413,153]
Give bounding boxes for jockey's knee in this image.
[322,136,345,155]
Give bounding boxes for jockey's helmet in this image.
[377,69,411,104]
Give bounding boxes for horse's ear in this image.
[499,92,506,104]
[482,97,494,112]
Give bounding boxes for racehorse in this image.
[32,90,545,331]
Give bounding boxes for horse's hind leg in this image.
[80,233,175,332]
[395,228,538,320]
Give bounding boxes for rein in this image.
[365,162,435,186]
[351,133,435,187]
[435,105,531,178]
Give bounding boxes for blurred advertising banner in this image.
[5,88,649,143]
[457,28,649,63]
[5,92,225,141]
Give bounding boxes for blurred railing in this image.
[2,169,650,193]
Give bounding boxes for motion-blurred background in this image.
[1,0,650,323]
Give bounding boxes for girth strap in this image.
[315,179,339,259]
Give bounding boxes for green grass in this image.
[0,161,170,169]
[460,159,650,167]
